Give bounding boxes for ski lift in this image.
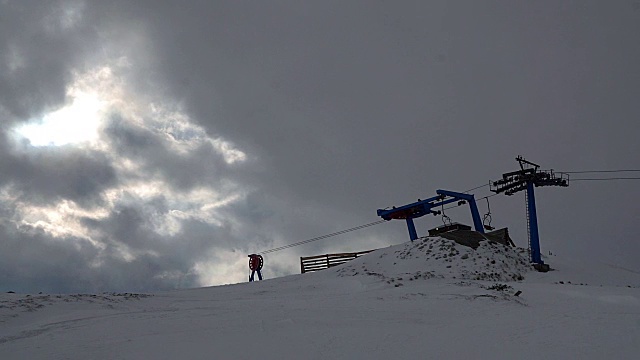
[441,202,452,227]
[377,189,486,241]
[482,197,494,231]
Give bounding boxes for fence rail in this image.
[300,250,375,273]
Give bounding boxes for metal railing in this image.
[300,250,375,273]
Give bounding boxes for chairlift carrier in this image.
[377,189,484,242]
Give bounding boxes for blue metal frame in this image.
[436,190,484,233]
[526,182,542,264]
[377,189,484,241]
[406,218,418,241]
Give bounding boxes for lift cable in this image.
[259,220,387,255]
[571,177,640,181]
[441,193,500,212]
[463,183,489,193]
[561,169,640,174]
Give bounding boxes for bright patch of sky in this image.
[192,250,248,285]
[15,91,105,147]
[13,66,115,147]
[150,104,247,164]
[13,65,247,163]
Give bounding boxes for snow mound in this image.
[334,236,531,284]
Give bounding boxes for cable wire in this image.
[441,193,499,212]
[571,177,640,181]
[259,220,387,255]
[561,169,640,174]
[463,183,489,193]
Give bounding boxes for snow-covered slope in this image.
[1,236,639,359]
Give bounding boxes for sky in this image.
[1,0,639,293]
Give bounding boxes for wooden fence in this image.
[300,250,375,273]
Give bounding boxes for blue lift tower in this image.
[377,189,485,242]
[491,156,568,270]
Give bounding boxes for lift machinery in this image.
[490,156,568,269]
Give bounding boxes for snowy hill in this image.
[336,236,532,283]
[1,236,639,359]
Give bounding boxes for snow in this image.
[1,236,639,359]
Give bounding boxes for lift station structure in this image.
[377,189,485,242]
[491,156,568,268]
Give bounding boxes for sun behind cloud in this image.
[15,91,105,147]
[12,66,116,148]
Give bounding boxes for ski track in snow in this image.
[1,236,639,359]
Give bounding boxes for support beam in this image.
[526,181,543,264]
[406,218,418,242]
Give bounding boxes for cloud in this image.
[1,1,640,293]
[0,5,257,291]
[0,1,99,121]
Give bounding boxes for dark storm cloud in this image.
[0,140,117,206]
[0,196,239,293]
[77,201,243,286]
[121,0,640,265]
[1,1,640,293]
[0,221,101,293]
[0,0,101,122]
[0,219,201,293]
[103,115,234,191]
[118,0,640,212]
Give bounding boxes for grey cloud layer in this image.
[1,1,639,293]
